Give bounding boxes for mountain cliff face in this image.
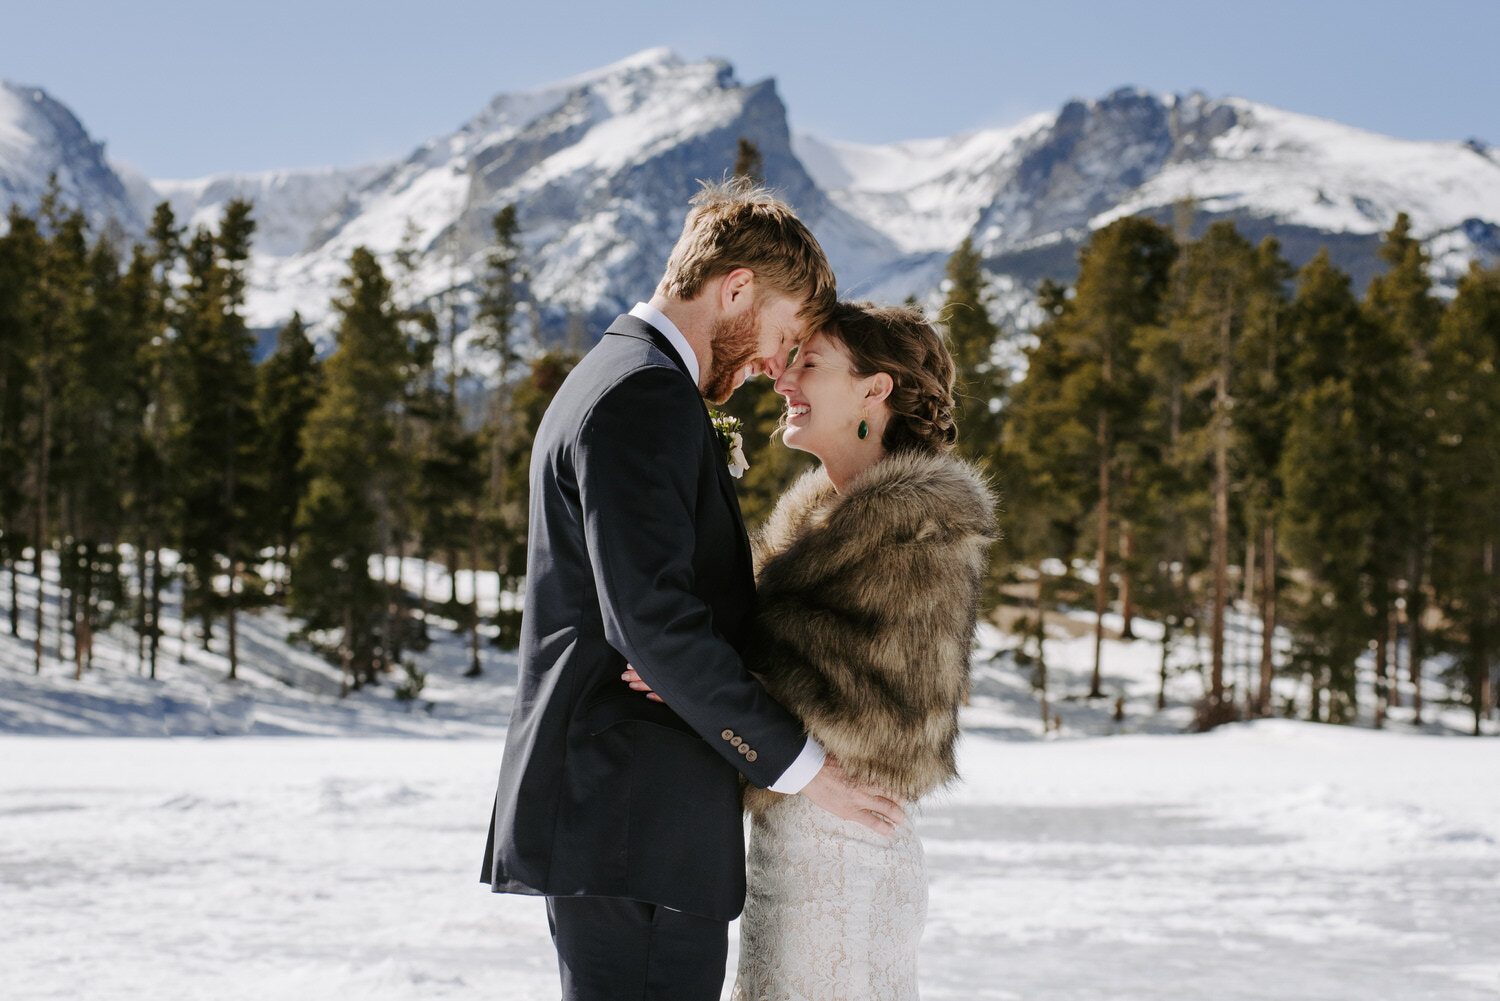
[0,80,144,237]
[4,53,1498,348]
[801,87,1500,297]
[244,48,899,341]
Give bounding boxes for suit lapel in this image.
[604,313,755,564]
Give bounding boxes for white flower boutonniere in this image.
[710,411,750,479]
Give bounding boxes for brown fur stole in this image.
[742,448,996,815]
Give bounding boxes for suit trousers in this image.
[545,895,729,1001]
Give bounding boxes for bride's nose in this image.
[773,366,796,396]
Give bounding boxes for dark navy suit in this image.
[481,314,809,997]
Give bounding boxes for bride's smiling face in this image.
[774,331,881,459]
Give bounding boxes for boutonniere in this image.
[709,410,750,479]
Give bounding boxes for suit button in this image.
[721,729,734,741]
[730,736,743,748]
[737,744,750,756]
[746,750,758,763]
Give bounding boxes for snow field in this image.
[2,558,1498,999]
[3,725,1498,1000]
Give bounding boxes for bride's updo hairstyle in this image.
[826,302,958,455]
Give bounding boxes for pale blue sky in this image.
[4,0,1495,179]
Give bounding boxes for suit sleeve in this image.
[575,366,809,787]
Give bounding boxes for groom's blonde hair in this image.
[656,177,837,327]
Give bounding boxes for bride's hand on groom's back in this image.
[621,665,664,703]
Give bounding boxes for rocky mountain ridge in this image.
[3,50,1497,349]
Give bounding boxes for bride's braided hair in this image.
[827,301,958,455]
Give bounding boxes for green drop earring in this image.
[857,412,868,440]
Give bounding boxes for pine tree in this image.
[170,200,259,679]
[470,204,528,674]
[1361,213,1442,725]
[292,246,409,693]
[0,208,44,640]
[1234,238,1295,717]
[1000,279,1091,722]
[1277,252,1377,722]
[54,232,135,678]
[253,312,321,597]
[215,199,258,680]
[135,202,184,679]
[386,220,438,674]
[941,237,1006,471]
[1167,221,1287,726]
[1428,263,1500,733]
[733,137,764,184]
[114,238,164,675]
[28,181,91,674]
[1059,217,1177,698]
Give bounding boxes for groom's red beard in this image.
[702,305,763,404]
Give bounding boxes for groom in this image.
[481,180,905,1001]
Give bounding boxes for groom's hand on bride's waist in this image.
[799,756,907,836]
[621,666,906,836]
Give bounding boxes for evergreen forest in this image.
[2,167,1497,735]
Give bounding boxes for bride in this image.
[632,301,994,999]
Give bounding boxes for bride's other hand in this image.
[799,755,907,836]
[621,665,664,703]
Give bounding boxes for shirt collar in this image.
[629,301,700,388]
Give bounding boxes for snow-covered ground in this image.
[3,559,1498,1000]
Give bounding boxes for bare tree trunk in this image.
[8,554,18,637]
[1158,618,1172,711]
[7,517,18,636]
[388,534,406,669]
[1210,367,1229,708]
[178,574,190,666]
[226,568,239,683]
[135,539,148,672]
[340,601,353,698]
[1256,524,1277,717]
[34,375,50,675]
[147,542,162,680]
[418,543,430,642]
[1091,420,1109,700]
[1034,561,1049,728]
[466,519,483,678]
[70,538,87,680]
[225,482,239,681]
[1481,542,1495,727]
[1387,604,1401,709]
[1373,609,1389,729]
[1119,516,1136,641]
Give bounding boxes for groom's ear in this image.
[865,372,894,405]
[718,268,756,313]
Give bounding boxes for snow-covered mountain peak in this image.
[246,50,836,341]
[461,48,721,148]
[1091,94,1500,277]
[0,79,143,237]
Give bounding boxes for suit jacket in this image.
[481,314,809,921]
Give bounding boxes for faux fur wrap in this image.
[742,449,996,815]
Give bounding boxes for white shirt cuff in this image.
[767,737,826,794]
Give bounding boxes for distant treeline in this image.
[1,169,1497,733]
[0,177,575,694]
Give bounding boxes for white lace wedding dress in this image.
[730,794,926,1001]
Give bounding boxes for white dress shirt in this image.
[626,301,826,795]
